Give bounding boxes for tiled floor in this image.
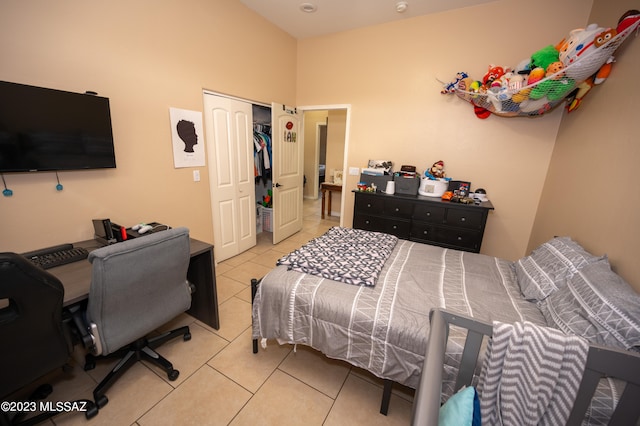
[25,197,415,425]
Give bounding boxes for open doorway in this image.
[301,106,350,225]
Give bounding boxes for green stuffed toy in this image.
[530,45,560,71]
[529,61,575,101]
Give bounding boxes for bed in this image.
[251,227,640,424]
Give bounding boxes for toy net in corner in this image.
[451,17,640,118]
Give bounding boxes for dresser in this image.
[353,191,494,253]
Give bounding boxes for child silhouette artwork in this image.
[176,119,198,153]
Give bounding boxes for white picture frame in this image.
[170,107,205,168]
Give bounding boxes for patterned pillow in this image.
[540,260,640,351]
[515,237,603,302]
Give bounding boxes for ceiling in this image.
[240,0,496,39]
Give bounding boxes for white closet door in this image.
[203,93,256,261]
[271,103,303,244]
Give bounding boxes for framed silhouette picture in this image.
[170,107,205,168]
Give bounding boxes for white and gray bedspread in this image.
[252,238,545,389]
[252,235,623,424]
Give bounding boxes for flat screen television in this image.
[0,80,116,173]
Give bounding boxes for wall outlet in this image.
[349,167,360,176]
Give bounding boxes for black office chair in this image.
[0,252,75,425]
[78,227,193,412]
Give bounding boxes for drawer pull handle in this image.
[395,208,399,212]
[461,217,466,222]
[423,230,428,235]
[365,220,370,225]
[426,212,431,216]
[367,203,372,208]
[457,236,463,241]
[392,225,398,229]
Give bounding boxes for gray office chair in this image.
[81,227,193,411]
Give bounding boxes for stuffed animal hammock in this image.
[443,10,640,118]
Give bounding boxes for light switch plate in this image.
[349,167,360,176]
[193,170,201,182]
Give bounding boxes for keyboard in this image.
[23,244,90,270]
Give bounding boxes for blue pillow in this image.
[439,386,480,426]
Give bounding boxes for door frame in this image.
[299,104,351,228]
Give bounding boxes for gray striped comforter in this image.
[253,239,544,389]
[252,238,621,423]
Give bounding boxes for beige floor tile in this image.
[278,345,350,399]
[235,285,253,304]
[249,249,286,269]
[216,275,247,303]
[324,374,412,426]
[214,261,233,276]
[138,366,251,426]
[55,363,173,426]
[208,329,292,393]
[143,322,229,387]
[229,370,333,426]
[221,261,272,286]
[271,239,305,255]
[211,297,252,341]
[219,250,258,267]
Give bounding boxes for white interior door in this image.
[203,93,256,261]
[271,102,303,244]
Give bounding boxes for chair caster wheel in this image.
[96,395,108,409]
[168,369,180,381]
[184,332,191,341]
[85,403,99,419]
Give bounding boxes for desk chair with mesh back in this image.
[80,227,193,411]
[0,252,73,425]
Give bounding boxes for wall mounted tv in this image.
[0,81,116,173]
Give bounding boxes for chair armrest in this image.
[65,304,95,349]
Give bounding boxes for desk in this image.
[48,237,220,330]
[320,182,343,219]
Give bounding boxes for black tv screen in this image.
[0,81,116,172]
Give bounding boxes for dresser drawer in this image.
[434,228,481,251]
[383,219,411,239]
[445,208,483,230]
[410,222,437,243]
[353,214,385,232]
[354,194,384,215]
[413,204,446,223]
[384,199,414,219]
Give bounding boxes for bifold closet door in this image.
[203,93,256,261]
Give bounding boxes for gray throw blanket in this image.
[276,226,398,287]
[477,321,589,426]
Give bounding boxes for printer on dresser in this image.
[352,191,494,253]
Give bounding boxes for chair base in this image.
[84,325,191,412]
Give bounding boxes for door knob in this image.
[274,183,282,188]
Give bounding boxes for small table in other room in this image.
[321,182,343,219]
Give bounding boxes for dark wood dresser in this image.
[353,191,494,253]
